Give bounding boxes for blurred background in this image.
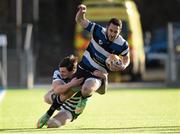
[0,0,180,88]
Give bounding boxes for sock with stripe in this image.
[47,95,63,117]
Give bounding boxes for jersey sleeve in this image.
[84,21,96,34]
[52,70,65,84]
[121,41,129,56]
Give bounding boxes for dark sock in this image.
[47,95,62,116]
[51,93,57,102]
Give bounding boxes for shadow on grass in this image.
[0,126,180,133]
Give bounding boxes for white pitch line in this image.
[0,90,6,103]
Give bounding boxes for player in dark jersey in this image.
[43,69,84,128]
[37,55,107,128]
[37,55,83,128]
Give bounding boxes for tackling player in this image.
[37,55,107,128]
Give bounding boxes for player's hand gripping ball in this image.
[106,54,122,71]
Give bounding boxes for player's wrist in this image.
[67,82,75,88]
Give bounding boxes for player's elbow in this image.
[44,94,52,104]
[53,87,64,95]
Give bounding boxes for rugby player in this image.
[37,55,107,128]
[74,4,130,97]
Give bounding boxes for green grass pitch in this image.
[0,88,180,134]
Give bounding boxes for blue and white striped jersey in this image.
[52,70,70,84]
[80,21,129,73]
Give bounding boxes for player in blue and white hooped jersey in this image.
[80,20,129,73]
[74,4,130,99]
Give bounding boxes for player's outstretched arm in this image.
[52,78,83,95]
[75,4,89,28]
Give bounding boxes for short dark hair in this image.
[59,55,78,72]
[108,18,122,29]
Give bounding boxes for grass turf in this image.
[0,88,180,134]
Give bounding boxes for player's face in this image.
[59,67,72,79]
[107,23,121,42]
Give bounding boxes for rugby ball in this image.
[106,54,122,71]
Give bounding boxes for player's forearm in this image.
[75,5,89,28]
[60,90,75,102]
[75,11,84,23]
[76,13,89,28]
[53,83,74,95]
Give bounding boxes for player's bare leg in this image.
[47,110,72,128]
[81,78,102,97]
[37,90,76,128]
[75,78,101,114]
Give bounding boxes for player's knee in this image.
[44,94,52,104]
[47,118,64,128]
[81,78,101,97]
[81,81,95,96]
[82,83,94,97]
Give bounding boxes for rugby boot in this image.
[37,113,50,128]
